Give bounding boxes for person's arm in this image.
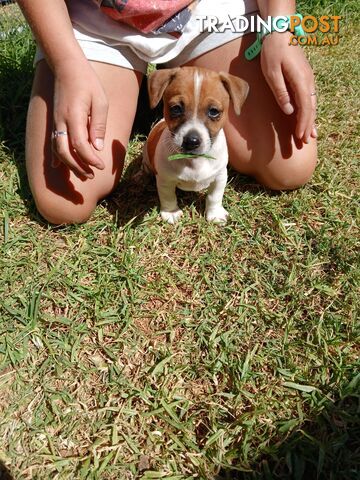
[18,0,107,177]
[18,0,85,71]
[256,0,317,143]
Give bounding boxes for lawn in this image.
[0,1,359,479]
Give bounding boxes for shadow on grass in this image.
[215,385,360,480]
[0,22,35,212]
[105,156,213,228]
[0,460,14,480]
[105,158,277,230]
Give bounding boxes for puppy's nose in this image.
[182,130,201,151]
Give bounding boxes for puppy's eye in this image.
[208,107,221,120]
[169,104,184,118]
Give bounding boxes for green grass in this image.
[297,0,359,15]
[0,2,359,479]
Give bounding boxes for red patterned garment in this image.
[95,0,198,34]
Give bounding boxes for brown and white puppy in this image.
[143,66,248,224]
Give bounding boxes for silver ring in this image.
[53,130,68,139]
[310,92,317,96]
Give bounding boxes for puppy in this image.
[143,66,249,224]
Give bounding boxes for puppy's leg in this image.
[156,177,183,224]
[205,171,229,224]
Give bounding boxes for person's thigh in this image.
[26,60,142,224]
[184,34,317,190]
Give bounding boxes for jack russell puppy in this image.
[143,66,249,224]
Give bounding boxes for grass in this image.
[0,1,359,479]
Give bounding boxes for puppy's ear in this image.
[147,68,180,109]
[219,72,249,115]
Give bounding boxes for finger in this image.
[291,81,311,141]
[311,125,317,139]
[283,65,314,142]
[89,95,108,151]
[264,66,295,116]
[67,113,105,170]
[52,131,94,179]
[305,91,317,142]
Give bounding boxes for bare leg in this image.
[26,60,142,224]
[185,34,317,190]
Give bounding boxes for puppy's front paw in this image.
[160,209,183,224]
[205,206,229,224]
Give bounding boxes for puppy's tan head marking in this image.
[219,72,249,116]
[148,67,180,109]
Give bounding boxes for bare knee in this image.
[35,196,97,225]
[254,147,318,191]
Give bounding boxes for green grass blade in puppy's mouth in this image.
[168,153,215,161]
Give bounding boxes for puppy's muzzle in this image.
[182,129,202,152]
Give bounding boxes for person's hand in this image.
[260,31,317,144]
[51,58,108,178]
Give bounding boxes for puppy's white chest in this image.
[177,178,212,192]
[175,159,220,192]
[156,129,228,191]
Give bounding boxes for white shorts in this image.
[35,0,258,73]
